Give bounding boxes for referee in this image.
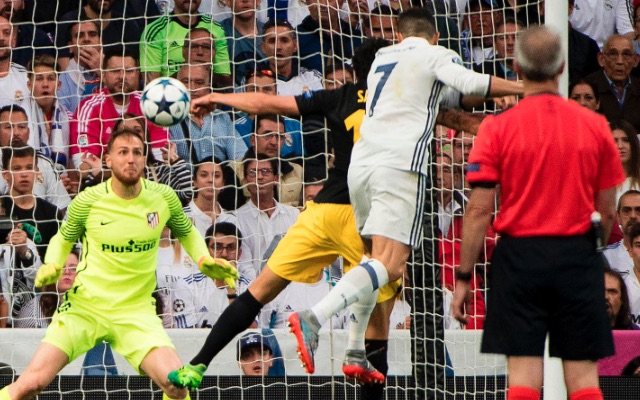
[452,26,625,400]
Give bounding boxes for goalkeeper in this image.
[0,128,238,400]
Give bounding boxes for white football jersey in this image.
[623,272,640,326]
[604,240,633,278]
[0,64,37,148]
[569,0,634,49]
[352,37,490,175]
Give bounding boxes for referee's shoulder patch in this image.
[466,163,481,173]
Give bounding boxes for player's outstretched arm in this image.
[190,92,300,118]
[436,108,487,135]
[486,76,524,97]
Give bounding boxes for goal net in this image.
[5,1,627,400]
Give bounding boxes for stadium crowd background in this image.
[0,0,639,379]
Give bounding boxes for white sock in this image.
[347,289,378,350]
[311,258,389,326]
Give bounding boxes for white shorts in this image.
[348,165,426,248]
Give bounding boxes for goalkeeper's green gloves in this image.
[198,256,238,289]
[35,263,62,288]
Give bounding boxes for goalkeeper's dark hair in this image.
[352,38,392,82]
[2,146,35,170]
[398,7,437,40]
[107,127,145,152]
[205,221,244,248]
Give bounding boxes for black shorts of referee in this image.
[481,234,614,360]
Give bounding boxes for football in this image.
[141,77,191,127]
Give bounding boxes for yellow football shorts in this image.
[42,287,174,374]
[267,201,401,303]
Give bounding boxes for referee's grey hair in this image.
[514,25,564,82]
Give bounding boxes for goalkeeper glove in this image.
[198,256,239,289]
[35,263,62,288]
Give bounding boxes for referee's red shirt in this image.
[466,94,625,237]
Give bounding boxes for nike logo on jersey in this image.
[100,221,113,225]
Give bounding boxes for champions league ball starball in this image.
[141,77,191,127]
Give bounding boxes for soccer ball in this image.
[141,77,191,127]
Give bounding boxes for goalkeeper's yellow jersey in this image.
[45,178,209,309]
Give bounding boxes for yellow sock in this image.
[0,387,13,400]
[162,392,190,400]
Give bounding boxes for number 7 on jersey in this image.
[368,62,398,117]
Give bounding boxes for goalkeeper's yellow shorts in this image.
[268,201,401,304]
[42,287,174,374]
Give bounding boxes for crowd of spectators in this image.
[0,0,638,377]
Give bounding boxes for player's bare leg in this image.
[0,343,69,400]
[369,235,411,282]
[169,266,290,389]
[141,347,191,399]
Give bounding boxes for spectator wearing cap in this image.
[236,331,284,376]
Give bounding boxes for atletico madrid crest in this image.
[147,212,159,228]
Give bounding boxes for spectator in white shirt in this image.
[235,154,299,276]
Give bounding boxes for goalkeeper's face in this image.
[106,135,145,186]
